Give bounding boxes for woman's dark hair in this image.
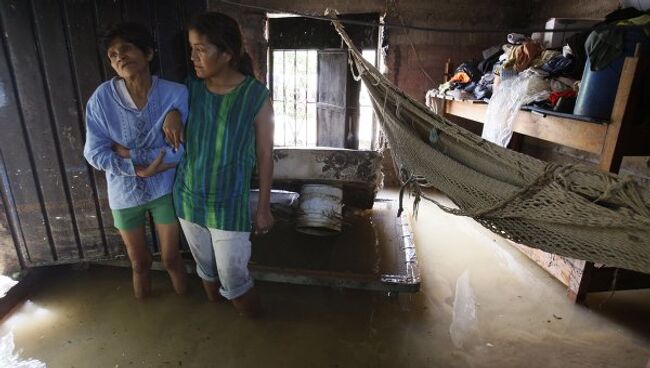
[189,12,255,77]
[101,22,154,54]
[100,22,157,72]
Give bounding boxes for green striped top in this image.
[173,76,269,231]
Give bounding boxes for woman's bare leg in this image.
[119,227,152,299]
[156,222,188,295]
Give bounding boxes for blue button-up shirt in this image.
[83,76,188,210]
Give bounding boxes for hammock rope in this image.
[327,11,650,274]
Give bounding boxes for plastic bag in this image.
[482,69,550,147]
[449,270,480,349]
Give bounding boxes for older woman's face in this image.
[107,38,152,79]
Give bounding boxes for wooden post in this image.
[598,46,640,172]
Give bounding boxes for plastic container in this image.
[620,0,650,11]
[573,29,648,120]
[573,56,625,120]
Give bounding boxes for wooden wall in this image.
[0,0,205,270]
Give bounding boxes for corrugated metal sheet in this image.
[0,0,206,270]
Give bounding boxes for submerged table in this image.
[249,198,420,293]
[97,198,421,294]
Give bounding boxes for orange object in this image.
[449,72,471,84]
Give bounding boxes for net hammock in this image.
[328,14,650,274]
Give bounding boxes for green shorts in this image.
[112,194,176,230]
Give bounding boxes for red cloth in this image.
[549,89,577,106]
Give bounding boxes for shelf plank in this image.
[443,99,608,155]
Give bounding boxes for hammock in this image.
[328,14,650,274]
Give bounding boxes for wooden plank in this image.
[152,0,186,82]
[0,168,21,275]
[93,0,123,28]
[599,55,639,172]
[1,0,79,262]
[63,0,123,256]
[586,267,650,292]
[122,0,151,26]
[93,0,124,80]
[345,59,361,149]
[317,49,348,148]
[180,0,207,75]
[510,240,595,302]
[444,99,608,154]
[508,240,585,287]
[316,108,347,147]
[62,0,105,111]
[0,25,51,265]
[568,262,594,303]
[98,257,420,292]
[32,0,106,259]
[444,99,488,122]
[181,0,207,23]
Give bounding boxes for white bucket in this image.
[296,184,343,236]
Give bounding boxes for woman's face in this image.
[107,38,152,79]
[189,30,232,79]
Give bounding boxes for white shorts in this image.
[178,218,254,300]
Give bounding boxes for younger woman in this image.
[166,12,274,317]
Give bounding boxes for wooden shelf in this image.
[434,52,648,174]
[444,100,608,155]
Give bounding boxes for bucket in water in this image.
[296,184,343,236]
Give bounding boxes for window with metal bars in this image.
[271,49,318,147]
[271,49,379,149]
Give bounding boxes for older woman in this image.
[83,23,188,299]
